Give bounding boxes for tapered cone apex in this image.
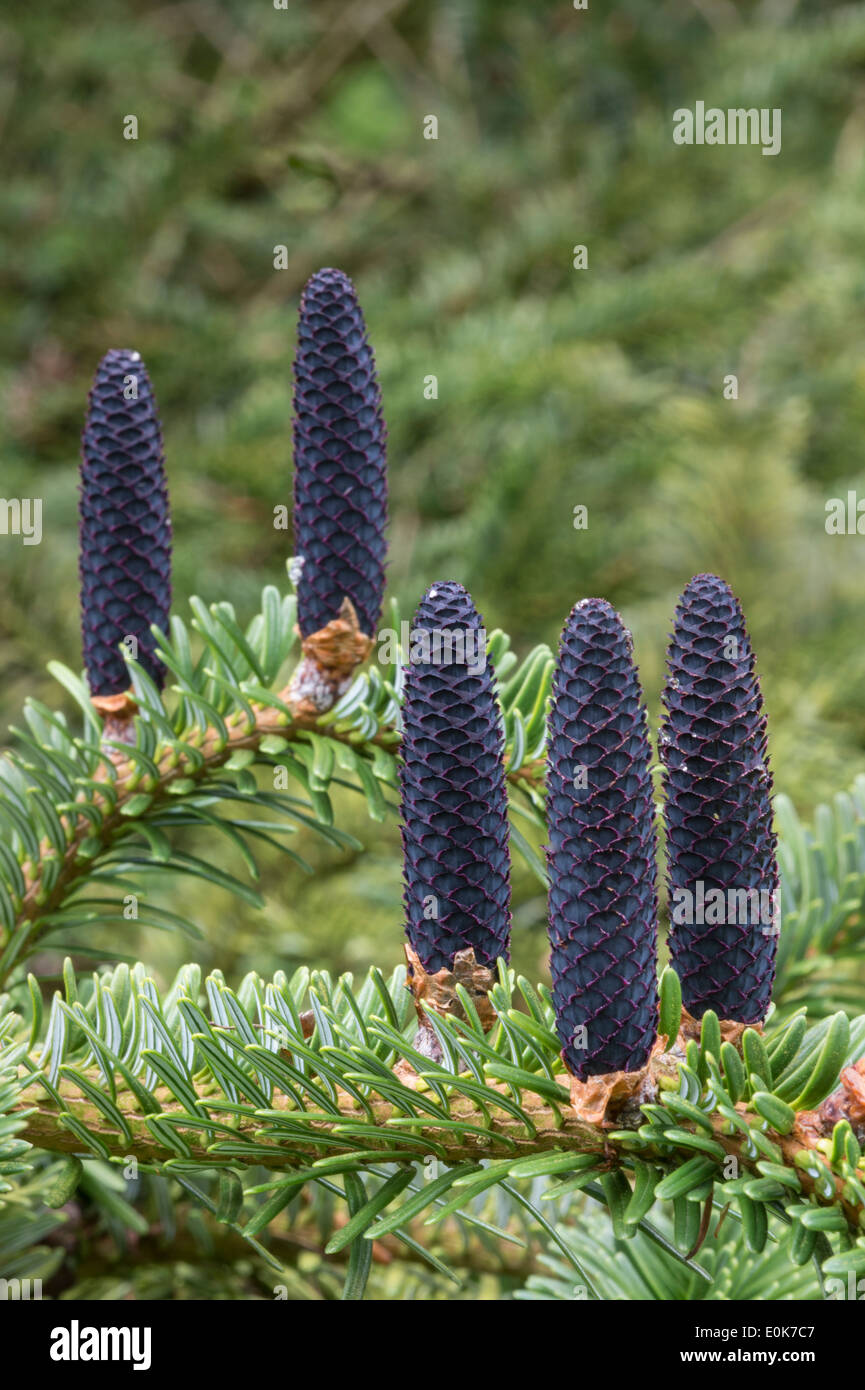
[79,349,172,697]
[399,582,511,975]
[292,267,387,642]
[546,598,659,1080]
[660,573,779,1024]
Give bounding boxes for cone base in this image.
[92,692,139,753]
[796,1057,865,1144]
[563,1035,678,1128]
[284,598,374,716]
[400,943,499,1068]
[678,1006,761,1049]
[404,942,497,1030]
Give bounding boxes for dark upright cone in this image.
[292,268,387,641]
[399,582,511,974]
[660,574,778,1023]
[546,599,659,1079]
[79,350,171,696]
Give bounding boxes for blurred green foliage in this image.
[3,0,865,988]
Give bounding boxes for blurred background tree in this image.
[2,0,865,991]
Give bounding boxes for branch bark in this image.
[15,1065,859,1235]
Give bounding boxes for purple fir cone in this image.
[660,574,778,1023]
[399,582,511,974]
[292,268,387,639]
[546,599,659,1079]
[79,350,171,696]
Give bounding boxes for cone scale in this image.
[546,599,659,1081]
[79,349,171,701]
[660,574,778,1024]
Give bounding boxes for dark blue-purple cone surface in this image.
[399,582,511,974]
[660,574,778,1023]
[292,268,387,639]
[546,599,659,1079]
[79,350,171,696]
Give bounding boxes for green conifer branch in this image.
[7,960,865,1282]
[0,582,547,989]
